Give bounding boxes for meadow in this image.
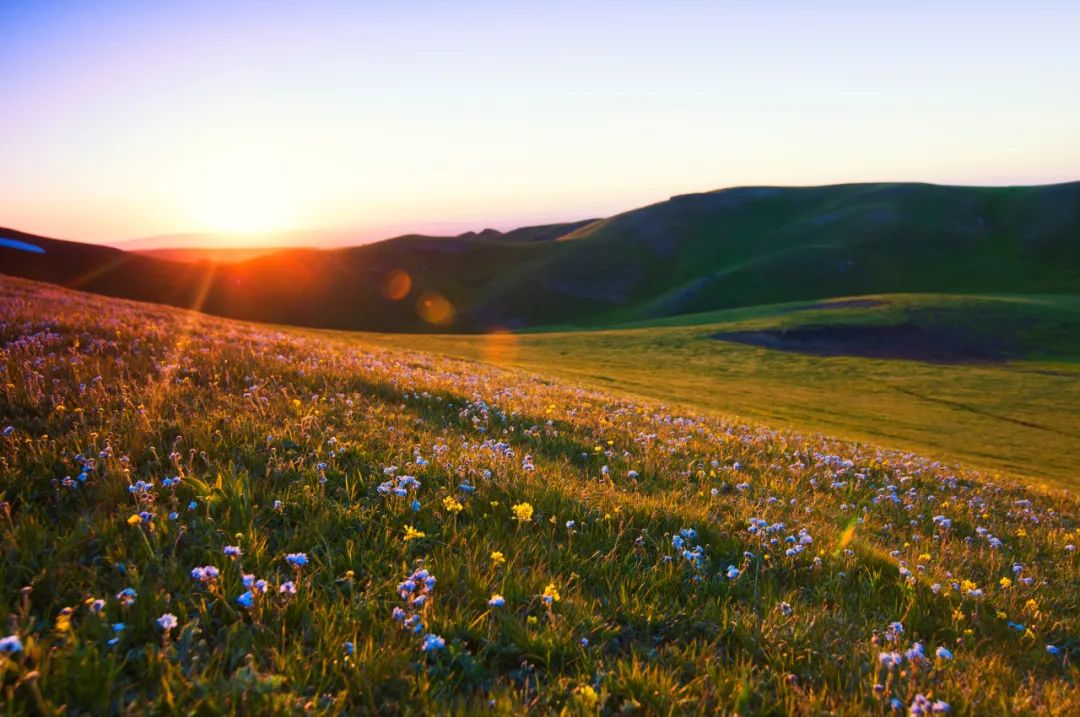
[1,275,1078,714]
[366,293,1080,489]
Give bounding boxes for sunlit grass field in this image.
[1,277,1078,714]
[371,294,1080,490]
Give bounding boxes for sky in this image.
[2,0,1079,246]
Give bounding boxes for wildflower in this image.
[488,594,506,607]
[343,641,355,656]
[224,545,242,559]
[999,576,1012,589]
[274,500,284,511]
[157,613,178,632]
[188,500,198,510]
[905,642,926,661]
[0,635,22,653]
[285,552,309,567]
[116,587,137,606]
[421,633,445,651]
[443,496,463,514]
[87,598,105,614]
[779,601,793,616]
[126,514,142,526]
[403,525,425,541]
[491,551,506,566]
[411,499,421,512]
[280,581,297,595]
[512,502,534,522]
[236,591,255,608]
[574,685,600,708]
[242,574,255,588]
[878,651,904,670]
[191,566,219,582]
[55,608,73,632]
[1046,644,1062,655]
[542,582,561,604]
[935,646,953,660]
[726,565,740,580]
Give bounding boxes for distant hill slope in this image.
[479,182,1080,326]
[2,182,1078,331]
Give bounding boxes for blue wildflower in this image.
[285,552,308,568]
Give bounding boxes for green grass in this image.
[366,294,1080,489]
[1,277,1078,715]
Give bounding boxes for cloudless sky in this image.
[2,0,1079,245]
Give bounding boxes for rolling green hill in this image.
[3,182,1078,332]
[473,182,1080,327]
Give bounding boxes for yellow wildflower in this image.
[512,502,534,522]
[999,577,1012,589]
[403,525,425,542]
[542,582,561,604]
[443,496,463,514]
[127,514,142,525]
[55,607,73,632]
[574,685,599,708]
[491,551,506,566]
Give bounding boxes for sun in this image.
[177,170,303,241]
[186,192,298,237]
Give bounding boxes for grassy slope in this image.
[2,276,1079,715]
[475,182,1080,328]
[365,294,1080,489]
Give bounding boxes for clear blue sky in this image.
[2,0,1078,244]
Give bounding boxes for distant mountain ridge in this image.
[2,182,1078,332]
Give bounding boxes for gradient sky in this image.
[2,1,1079,245]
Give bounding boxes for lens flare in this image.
[483,327,518,365]
[382,270,412,300]
[416,292,454,326]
